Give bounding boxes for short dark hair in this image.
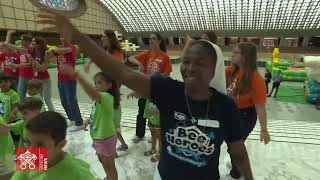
[21,34,32,42]
[27,79,43,91]
[202,31,218,44]
[18,97,43,111]
[26,111,67,145]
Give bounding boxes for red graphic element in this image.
[16,147,48,171]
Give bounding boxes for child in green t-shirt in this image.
[0,97,42,147]
[61,65,118,180]
[26,79,46,112]
[10,111,96,180]
[0,73,21,124]
[0,117,15,180]
[143,100,161,162]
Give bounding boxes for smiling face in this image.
[180,41,216,99]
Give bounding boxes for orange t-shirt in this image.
[134,50,172,75]
[225,66,266,109]
[111,50,124,61]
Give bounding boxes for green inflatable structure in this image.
[266,60,307,82]
[305,80,320,104]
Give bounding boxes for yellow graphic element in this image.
[272,48,280,67]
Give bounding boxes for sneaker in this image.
[69,125,83,132]
[224,174,244,180]
[316,105,320,110]
[132,136,144,143]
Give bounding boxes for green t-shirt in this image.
[11,120,27,147]
[143,100,160,126]
[113,106,122,128]
[89,92,115,139]
[0,117,14,157]
[0,89,21,122]
[11,152,96,180]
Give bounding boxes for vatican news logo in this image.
[15,148,48,171]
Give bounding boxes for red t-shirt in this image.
[18,47,33,78]
[33,52,50,80]
[225,66,266,109]
[56,44,77,81]
[134,50,172,75]
[0,51,19,77]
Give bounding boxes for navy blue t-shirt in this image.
[150,75,243,180]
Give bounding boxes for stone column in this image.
[302,36,311,47]
[278,37,287,47]
[168,36,175,46]
[137,36,144,46]
[259,37,264,47]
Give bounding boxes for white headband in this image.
[199,40,227,95]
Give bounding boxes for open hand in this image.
[260,130,271,144]
[37,8,77,43]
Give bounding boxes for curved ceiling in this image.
[100,0,320,33]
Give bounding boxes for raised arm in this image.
[2,43,28,54]
[52,47,72,55]
[37,9,150,98]
[61,64,101,101]
[5,30,16,44]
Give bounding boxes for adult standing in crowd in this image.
[226,42,270,179]
[128,32,172,143]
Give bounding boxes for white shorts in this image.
[153,165,162,180]
[0,154,15,176]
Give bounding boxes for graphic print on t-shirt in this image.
[147,58,162,75]
[4,56,17,66]
[19,54,27,63]
[57,55,66,68]
[89,103,96,133]
[165,111,218,167]
[226,79,238,98]
[0,101,5,117]
[0,96,10,120]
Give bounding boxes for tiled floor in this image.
[47,63,320,180]
[52,98,320,180]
